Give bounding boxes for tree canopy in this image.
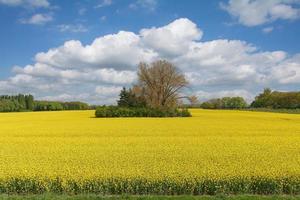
[135,60,188,109]
[251,88,300,109]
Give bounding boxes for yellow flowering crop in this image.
[0,109,300,194]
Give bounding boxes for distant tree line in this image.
[0,94,34,112]
[34,101,90,111]
[200,97,248,109]
[199,88,300,110]
[251,88,300,109]
[0,94,90,112]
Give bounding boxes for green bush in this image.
[95,106,191,118]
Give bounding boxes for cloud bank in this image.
[0,0,50,8]
[221,0,300,26]
[1,18,299,104]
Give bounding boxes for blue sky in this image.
[0,0,300,104]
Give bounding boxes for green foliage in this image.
[0,177,300,195]
[16,94,26,110]
[0,94,34,112]
[0,94,90,112]
[201,97,248,109]
[34,101,90,111]
[0,99,21,112]
[117,87,146,108]
[34,101,64,111]
[95,106,191,118]
[1,195,300,200]
[25,95,34,110]
[251,88,300,109]
[62,102,90,110]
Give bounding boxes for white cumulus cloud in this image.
[20,13,53,25]
[140,18,203,57]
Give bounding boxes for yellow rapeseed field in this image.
[0,109,300,194]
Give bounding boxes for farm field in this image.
[0,109,300,195]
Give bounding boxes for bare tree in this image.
[136,60,188,109]
[188,95,199,106]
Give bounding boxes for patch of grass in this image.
[1,177,300,195]
[1,194,300,200]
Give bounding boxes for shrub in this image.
[95,106,191,118]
